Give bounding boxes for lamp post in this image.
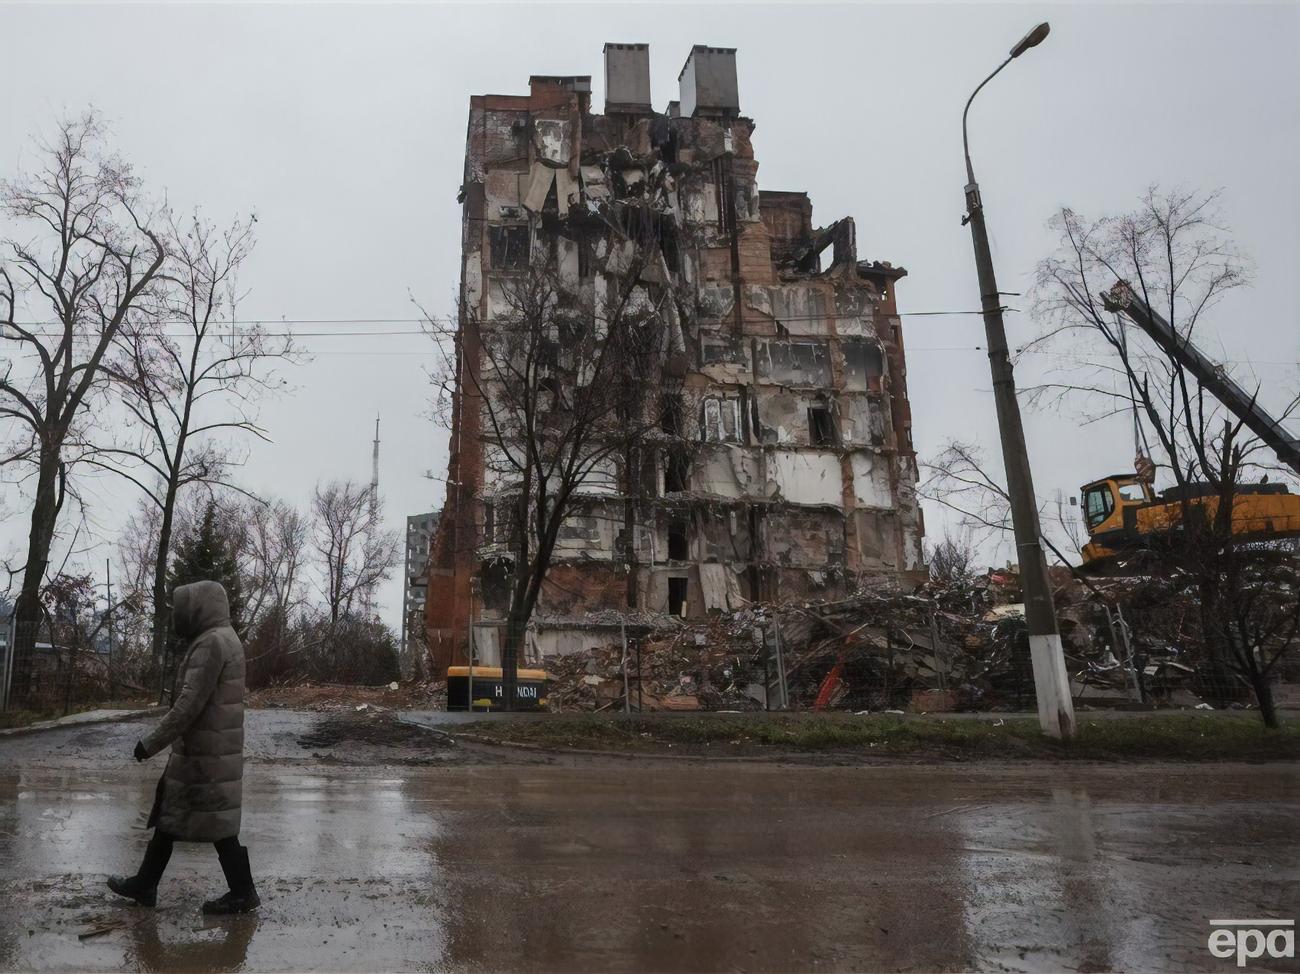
[962,22,1076,739]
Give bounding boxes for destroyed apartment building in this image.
[425,43,925,673]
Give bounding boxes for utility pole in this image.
[106,559,116,700]
[962,21,1075,739]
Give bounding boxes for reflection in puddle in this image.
[1,761,1296,972]
[128,914,259,974]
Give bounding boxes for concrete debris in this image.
[542,567,1231,713]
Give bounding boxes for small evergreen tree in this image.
[167,500,245,636]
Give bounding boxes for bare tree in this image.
[0,113,165,677]
[431,253,685,707]
[1031,186,1299,724]
[311,480,399,625]
[921,440,1015,550]
[93,209,294,665]
[921,439,1084,567]
[241,497,308,631]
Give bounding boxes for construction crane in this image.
[1079,280,1300,572]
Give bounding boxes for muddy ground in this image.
[1,709,1297,972]
[247,681,447,713]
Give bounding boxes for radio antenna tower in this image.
[370,415,380,523]
[362,415,380,618]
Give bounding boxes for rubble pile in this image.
[545,615,767,713]
[542,567,1231,713]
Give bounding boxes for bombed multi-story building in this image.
[425,44,924,673]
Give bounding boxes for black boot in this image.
[203,843,260,915]
[108,832,173,908]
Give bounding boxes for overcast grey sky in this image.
[2,1,1298,625]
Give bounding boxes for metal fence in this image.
[1,617,124,717]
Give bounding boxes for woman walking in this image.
[108,579,259,914]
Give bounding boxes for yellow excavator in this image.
[1078,282,1300,574]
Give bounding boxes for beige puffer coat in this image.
[140,580,245,842]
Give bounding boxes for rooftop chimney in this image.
[603,43,651,114]
[677,45,739,118]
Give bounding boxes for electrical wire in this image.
[7,309,1005,328]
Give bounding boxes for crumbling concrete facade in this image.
[426,44,924,674]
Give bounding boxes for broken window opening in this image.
[816,242,834,274]
[808,403,839,447]
[537,339,559,373]
[558,514,600,542]
[759,341,832,387]
[660,219,681,274]
[700,336,746,367]
[663,451,689,493]
[489,225,531,271]
[668,576,689,618]
[557,315,589,350]
[843,340,886,393]
[577,231,592,279]
[658,124,679,165]
[660,397,684,436]
[667,519,689,561]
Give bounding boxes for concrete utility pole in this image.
[961,21,1076,739]
[106,559,116,700]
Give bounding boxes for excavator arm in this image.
[1102,281,1300,475]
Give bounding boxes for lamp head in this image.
[1010,22,1050,58]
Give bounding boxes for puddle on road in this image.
[1,756,1295,971]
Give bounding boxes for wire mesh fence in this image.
[1,616,131,717]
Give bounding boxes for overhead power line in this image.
[7,308,1009,329]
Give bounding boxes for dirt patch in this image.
[296,710,450,750]
[249,680,446,712]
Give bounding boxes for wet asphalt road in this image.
[1,709,1297,972]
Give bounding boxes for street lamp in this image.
[961,22,1076,739]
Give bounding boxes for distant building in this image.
[401,511,439,676]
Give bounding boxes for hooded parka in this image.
[140,580,245,842]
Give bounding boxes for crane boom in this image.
[1102,281,1300,475]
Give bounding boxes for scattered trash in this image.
[77,914,144,940]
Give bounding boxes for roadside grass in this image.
[0,710,45,730]
[457,712,1300,761]
[0,699,152,731]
